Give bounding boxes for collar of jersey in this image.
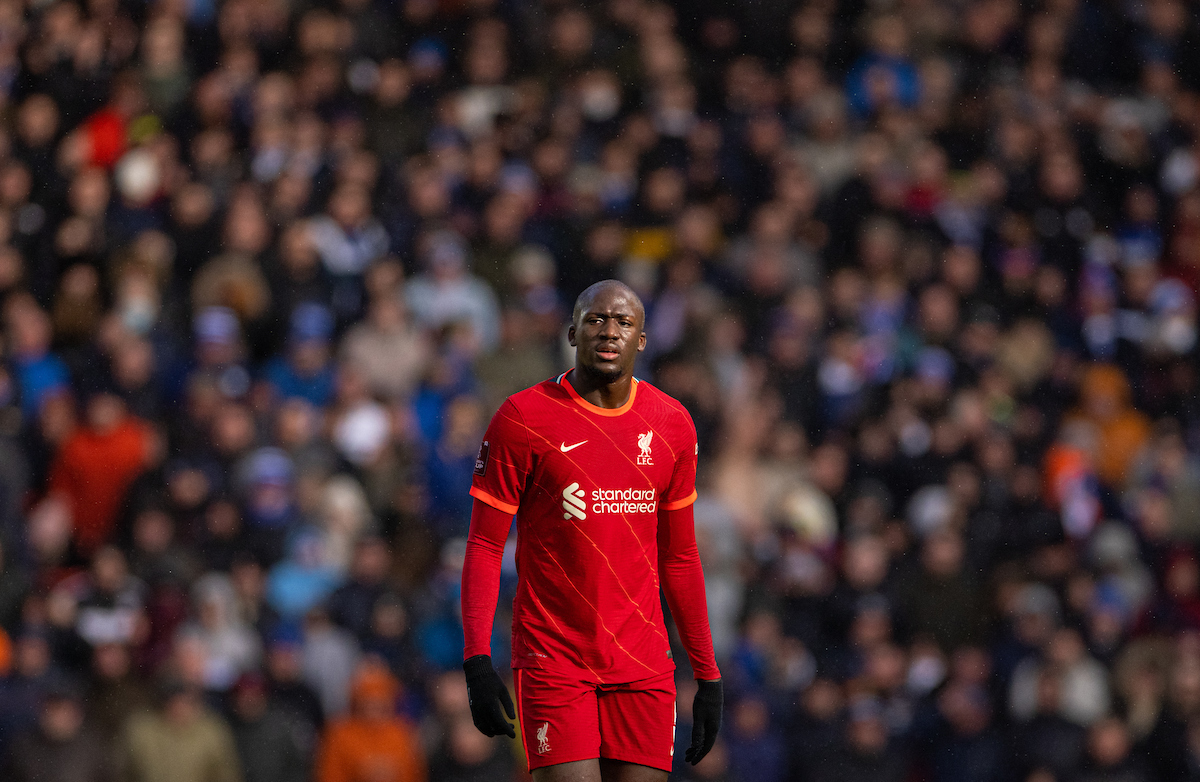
[557,369,639,417]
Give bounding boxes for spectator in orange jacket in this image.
[316,662,426,782]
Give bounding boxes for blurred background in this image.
[0,0,1196,780]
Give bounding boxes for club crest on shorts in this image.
[537,721,550,754]
[637,431,654,465]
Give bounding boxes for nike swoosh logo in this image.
[560,440,588,452]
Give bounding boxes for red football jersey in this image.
[470,370,699,683]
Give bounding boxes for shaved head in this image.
[572,280,645,330]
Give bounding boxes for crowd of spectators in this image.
[0,0,1196,779]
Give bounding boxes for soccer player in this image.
[460,280,722,781]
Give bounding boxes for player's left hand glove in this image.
[463,654,516,738]
[686,678,723,765]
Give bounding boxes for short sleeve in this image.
[662,409,698,511]
[469,399,532,515]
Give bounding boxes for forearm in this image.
[461,499,514,659]
[659,504,720,680]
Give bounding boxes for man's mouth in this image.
[596,347,620,361]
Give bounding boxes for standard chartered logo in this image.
[561,481,657,519]
[562,482,587,520]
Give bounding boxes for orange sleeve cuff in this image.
[661,490,698,511]
[469,486,520,515]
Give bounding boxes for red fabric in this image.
[514,667,676,772]
[47,418,152,555]
[461,499,510,660]
[658,503,720,680]
[463,371,716,683]
[83,108,127,168]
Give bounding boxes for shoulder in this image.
[322,717,360,743]
[199,711,237,738]
[636,381,695,426]
[123,712,160,739]
[501,377,565,414]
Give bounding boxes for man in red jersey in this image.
[460,280,722,781]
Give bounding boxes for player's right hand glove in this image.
[686,678,723,765]
[463,654,516,738]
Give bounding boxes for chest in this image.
[528,414,674,485]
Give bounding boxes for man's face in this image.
[568,286,645,383]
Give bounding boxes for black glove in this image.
[463,654,516,738]
[686,678,723,765]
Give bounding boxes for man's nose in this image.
[599,318,620,337]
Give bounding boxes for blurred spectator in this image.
[261,303,337,408]
[328,536,391,643]
[115,678,241,782]
[338,291,431,403]
[183,572,261,692]
[45,388,154,558]
[3,676,110,782]
[811,696,909,782]
[228,671,308,782]
[315,662,425,782]
[6,294,69,420]
[404,232,500,355]
[0,630,54,758]
[301,608,360,719]
[85,642,151,742]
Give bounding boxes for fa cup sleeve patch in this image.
[474,440,490,476]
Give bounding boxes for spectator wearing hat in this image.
[261,303,337,408]
[115,677,241,782]
[186,306,252,403]
[315,662,425,782]
[4,674,110,782]
[239,448,299,567]
[228,671,309,782]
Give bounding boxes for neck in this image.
[568,366,633,409]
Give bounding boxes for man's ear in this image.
[567,324,577,346]
[637,331,646,352]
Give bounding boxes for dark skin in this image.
[567,281,647,410]
[536,281,663,782]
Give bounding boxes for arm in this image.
[461,499,513,659]
[659,501,723,766]
[657,502,720,681]
[460,498,517,738]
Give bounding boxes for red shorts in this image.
[513,667,677,772]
